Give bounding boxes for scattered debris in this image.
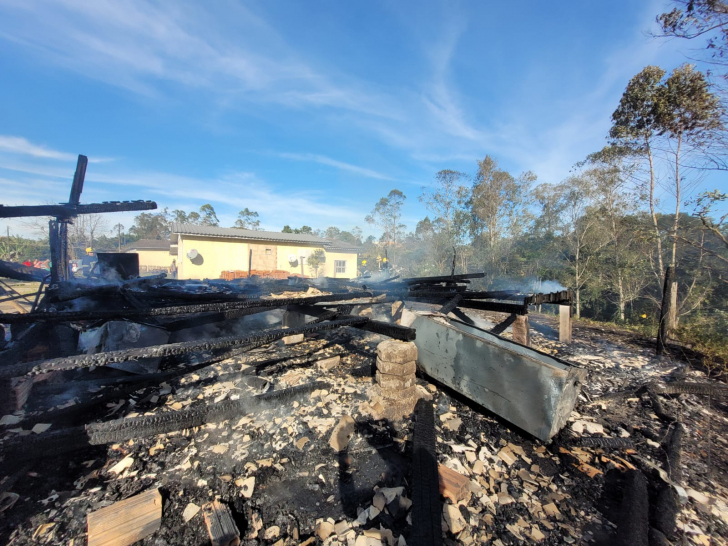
[202,500,240,546]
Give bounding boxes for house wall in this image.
[322,251,358,279]
[126,249,171,270]
[175,235,358,280]
[177,235,249,280]
[250,244,277,271]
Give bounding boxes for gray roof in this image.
[123,239,171,251]
[171,223,361,253]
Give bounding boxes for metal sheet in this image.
[405,310,585,441]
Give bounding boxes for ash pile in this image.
[0,271,726,546]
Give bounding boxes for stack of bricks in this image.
[370,339,420,421]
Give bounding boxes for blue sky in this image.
[0,0,722,238]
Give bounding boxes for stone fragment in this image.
[31,423,51,434]
[296,437,309,450]
[443,503,466,534]
[109,455,134,475]
[379,385,419,400]
[315,521,334,540]
[329,415,356,451]
[334,520,351,536]
[442,417,462,432]
[282,334,304,345]
[497,447,516,466]
[211,444,228,454]
[543,502,561,517]
[472,460,484,475]
[238,476,255,499]
[372,492,386,511]
[316,356,341,371]
[262,526,280,540]
[377,340,417,363]
[183,503,200,522]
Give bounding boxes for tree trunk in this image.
[618,272,625,322]
[646,141,664,283]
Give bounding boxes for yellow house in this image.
[170,224,360,280]
[122,239,173,274]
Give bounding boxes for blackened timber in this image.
[490,314,517,335]
[162,308,260,331]
[456,299,528,315]
[524,290,573,306]
[402,272,484,285]
[437,294,462,315]
[346,317,416,341]
[68,154,88,206]
[0,200,158,219]
[0,317,368,378]
[0,291,375,323]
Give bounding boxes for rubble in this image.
[0,252,726,545]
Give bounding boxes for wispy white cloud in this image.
[274,152,395,181]
[0,135,113,164]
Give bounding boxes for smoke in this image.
[488,276,566,294]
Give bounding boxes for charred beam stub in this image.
[402,272,484,285]
[0,317,368,378]
[0,201,158,219]
[410,399,443,546]
[437,294,462,315]
[0,291,375,324]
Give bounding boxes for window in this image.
[335,260,346,274]
[265,248,272,255]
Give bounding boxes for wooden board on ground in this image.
[87,488,162,546]
[202,500,240,546]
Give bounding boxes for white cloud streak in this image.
[275,152,395,181]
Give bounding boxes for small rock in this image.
[443,503,466,534]
[334,520,351,536]
[238,476,255,498]
[263,526,280,540]
[31,423,51,434]
[472,460,484,475]
[315,521,334,540]
[183,503,200,522]
[296,437,309,450]
[372,492,386,511]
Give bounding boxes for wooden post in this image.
[512,315,530,346]
[248,247,252,278]
[559,304,572,343]
[657,266,675,355]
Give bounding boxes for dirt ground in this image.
[1,307,726,545]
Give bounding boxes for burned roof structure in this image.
[1,156,726,546]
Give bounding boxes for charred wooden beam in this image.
[0,317,368,378]
[524,290,573,306]
[402,272,484,285]
[455,299,528,315]
[0,200,158,219]
[437,294,462,315]
[0,291,374,323]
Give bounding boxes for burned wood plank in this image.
[68,154,87,206]
[0,201,158,219]
[559,304,572,343]
[202,501,240,546]
[0,291,375,323]
[411,399,443,546]
[402,310,586,442]
[490,314,517,335]
[437,294,462,315]
[0,317,368,378]
[402,272,484,285]
[455,299,528,315]
[87,488,162,546]
[524,290,573,306]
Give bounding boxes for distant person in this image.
[22,259,32,267]
[81,248,97,277]
[170,259,178,279]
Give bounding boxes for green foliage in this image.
[306,249,325,277]
[365,189,406,264]
[233,208,261,230]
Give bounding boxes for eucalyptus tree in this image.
[365,189,406,265]
[234,208,261,230]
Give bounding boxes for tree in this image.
[234,208,261,230]
[129,209,171,240]
[199,204,219,226]
[306,249,325,277]
[171,209,201,225]
[468,156,535,282]
[419,170,470,273]
[657,1,728,82]
[365,190,406,265]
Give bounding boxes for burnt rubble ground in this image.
[1,305,728,546]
